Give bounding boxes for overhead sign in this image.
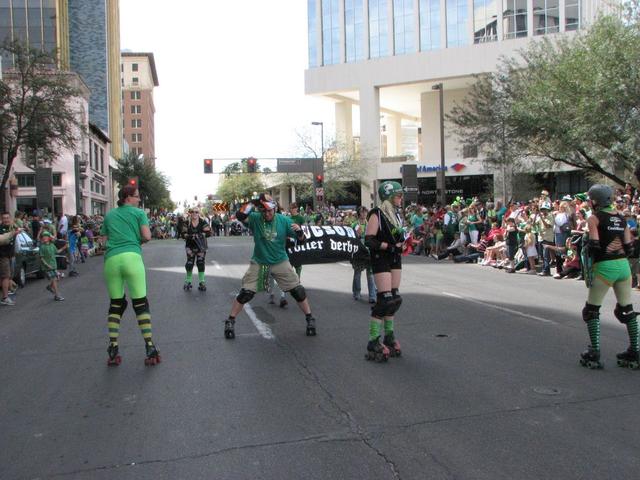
[401,164,418,205]
[399,163,466,173]
[277,158,314,173]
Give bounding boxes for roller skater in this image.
[181,208,211,292]
[580,184,639,370]
[224,193,316,338]
[101,184,161,367]
[364,181,407,362]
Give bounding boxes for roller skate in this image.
[279,297,288,308]
[305,315,316,336]
[224,318,236,339]
[144,342,161,366]
[183,281,192,291]
[579,347,603,369]
[616,348,640,369]
[383,332,402,357]
[107,343,121,366]
[198,282,207,291]
[365,337,390,362]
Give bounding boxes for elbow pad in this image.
[365,235,382,251]
[588,239,602,254]
[624,242,633,257]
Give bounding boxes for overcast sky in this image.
[119,0,335,207]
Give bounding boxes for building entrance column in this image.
[334,101,353,152]
[359,85,381,208]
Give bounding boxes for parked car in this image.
[13,231,42,287]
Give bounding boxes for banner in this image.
[287,225,369,267]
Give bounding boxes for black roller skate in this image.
[224,318,236,339]
[107,343,121,366]
[616,348,640,369]
[198,282,207,291]
[365,337,390,362]
[183,281,192,291]
[305,315,316,336]
[383,332,402,357]
[579,347,604,369]
[144,342,161,366]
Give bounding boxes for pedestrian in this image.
[351,206,377,303]
[100,184,160,366]
[580,184,639,370]
[181,207,212,291]
[39,231,65,301]
[364,181,406,362]
[0,213,21,306]
[223,193,316,339]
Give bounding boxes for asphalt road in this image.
[1,237,640,480]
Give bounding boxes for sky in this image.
[119,0,335,207]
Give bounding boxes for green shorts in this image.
[593,258,631,286]
[44,270,57,280]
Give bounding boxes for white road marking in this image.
[244,303,275,340]
[338,262,351,267]
[212,261,222,270]
[442,291,557,325]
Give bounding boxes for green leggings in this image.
[103,252,147,299]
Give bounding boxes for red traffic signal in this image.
[247,157,257,173]
[204,158,213,174]
[128,176,139,188]
[315,174,324,186]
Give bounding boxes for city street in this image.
[1,238,640,480]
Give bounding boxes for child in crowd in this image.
[79,231,89,262]
[39,231,65,301]
[523,225,539,274]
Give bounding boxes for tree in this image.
[112,151,174,210]
[0,40,84,204]
[216,173,265,204]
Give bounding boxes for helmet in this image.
[378,181,403,201]
[587,184,613,207]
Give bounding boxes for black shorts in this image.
[370,251,402,274]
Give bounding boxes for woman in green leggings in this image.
[101,184,160,366]
[580,184,638,369]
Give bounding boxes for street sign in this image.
[277,158,314,173]
[402,164,418,205]
[403,186,419,193]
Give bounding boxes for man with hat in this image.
[39,230,65,301]
[223,193,317,339]
[537,201,555,276]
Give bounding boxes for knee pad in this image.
[371,291,393,319]
[389,288,403,316]
[108,296,127,316]
[289,285,307,302]
[614,304,637,324]
[132,297,150,315]
[185,255,195,271]
[236,288,255,304]
[582,303,600,323]
[196,255,205,272]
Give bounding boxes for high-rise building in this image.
[121,52,159,167]
[305,0,613,205]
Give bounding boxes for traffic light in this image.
[314,174,324,187]
[204,158,213,174]
[127,176,138,188]
[247,157,257,173]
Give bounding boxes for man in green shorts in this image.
[224,194,316,339]
[101,184,160,366]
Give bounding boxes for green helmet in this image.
[378,181,403,201]
[587,184,613,208]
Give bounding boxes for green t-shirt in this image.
[468,214,479,231]
[40,242,57,271]
[100,205,149,260]
[410,214,425,228]
[247,211,295,265]
[291,214,306,226]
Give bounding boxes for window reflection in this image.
[474,0,498,44]
[345,0,364,62]
[565,0,580,31]
[503,0,527,39]
[420,0,440,51]
[308,0,318,67]
[322,0,340,65]
[369,0,388,58]
[393,0,415,55]
[447,0,469,47]
[533,0,559,35]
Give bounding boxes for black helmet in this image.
[587,184,613,208]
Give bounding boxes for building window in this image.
[308,0,319,67]
[16,174,35,187]
[131,133,142,143]
[565,0,581,31]
[130,91,141,100]
[369,0,389,58]
[100,148,104,173]
[52,173,62,187]
[90,180,94,192]
[420,0,440,51]
[534,0,560,35]
[345,0,364,63]
[132,63,138,71]
[474,0,498,43]
[131,119,142,128]
[322,0,340,65]
[447,0,470,47]
[132,77,139,85]
[393,0,416,55]
[93,143,99,170]
[101,184,105,195]
[503,0,528,39]
[131,105,142,114]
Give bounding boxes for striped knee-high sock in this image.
[133,298,153,345]
[384,317,394,336]
[369,319,382,341]
[108,297,126,346]
[587,319,600,351]
[626,318,639,351]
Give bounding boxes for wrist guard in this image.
[296,229,305,242]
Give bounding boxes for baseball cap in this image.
[42,231,52,238]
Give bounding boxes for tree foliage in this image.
[216,172,265,204]
[112,151,174,211]
[447,8,640,187]
[0,40,84,194]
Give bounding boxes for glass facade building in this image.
[307,0,584,67]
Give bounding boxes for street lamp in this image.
[432,83,446,206]
[311,121,324,210]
